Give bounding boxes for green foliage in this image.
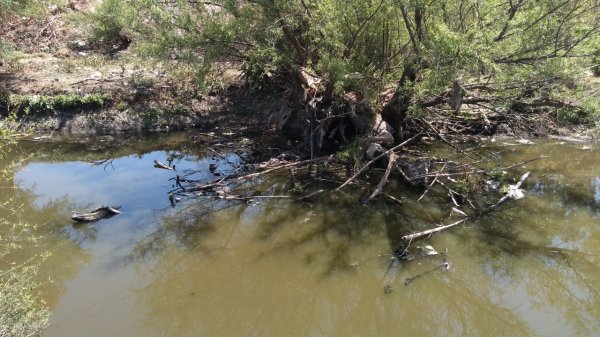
[241,48,279,91]
[1,94,110,116]
[0,139,50,337]
[582,97,600,122]
[0,42,22,72]
[139,108,160,127]
[0,224,51,337]
[0,0,52,18]
[88,0,133,47]
[453,174,482,195]
[117,101,129,111]
[555,107,583,124]
[85,0,600,117]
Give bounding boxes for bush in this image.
[89,0,134,49]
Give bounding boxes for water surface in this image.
[2,135,599,337]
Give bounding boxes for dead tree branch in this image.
[336,132,422,191]
[402,171,531,241]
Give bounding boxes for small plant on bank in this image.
[117,101,129,111]
[139,108,160,127]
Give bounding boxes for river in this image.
[1,133,599,337]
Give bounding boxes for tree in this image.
[94,0,600,145]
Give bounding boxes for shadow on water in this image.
[3,135,600,337]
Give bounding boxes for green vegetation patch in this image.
[0,93,111,116]
[0,136,51,337]
[138,106,193,129]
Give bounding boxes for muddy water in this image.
[2,135,599,337]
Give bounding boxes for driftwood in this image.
[153,160,175,171]
[71,205,121,222]
[368,152,397,201]
[401,171,531,241]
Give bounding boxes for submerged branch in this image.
[336,132,422,191]
[402,171,531,241]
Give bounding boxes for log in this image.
[153,160,175,171]
[71,205,121,222]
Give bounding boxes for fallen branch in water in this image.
[480,171,530,213]
[402,171,531,242]
[232,156,330,182]
[153,159,175,171]
[336,132,422,191]
[368,152,397,201]
[417,162,446,203]
[401,218,469,242]
[182,156,331,193]
[410,156,545,180]
[298,189,326,201]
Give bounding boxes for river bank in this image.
[1,1,598,139]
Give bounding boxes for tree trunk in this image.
[380,62,418,138]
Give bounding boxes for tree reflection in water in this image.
[131,167,600,336]
[0,180,92,309]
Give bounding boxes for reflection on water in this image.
[1,135,599,337]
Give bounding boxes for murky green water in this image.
[1,134,599,337]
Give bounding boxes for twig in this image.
[92,158,115,171]
[383,193,403,205]
[411,156,545,179]
[69,78,102,86]
[298,189,325,201]
[420,118,476,159]
[401,218,469,242]
[233,156,330,182]
[417,162,446,202]
[183,156,330,192]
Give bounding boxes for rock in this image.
[365,142,385,160]
[370,114,395,146]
